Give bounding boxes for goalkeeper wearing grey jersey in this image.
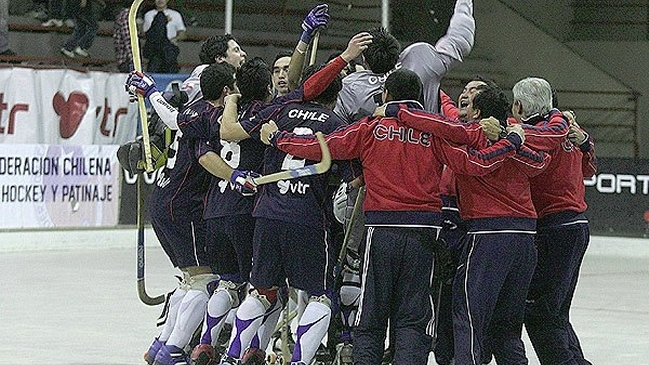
[334,0,474,123]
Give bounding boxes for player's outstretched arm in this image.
[288,4,330,91]
[520,109,570,151]
[264,120,368,162]
[435,125,524,176]
[198,150,259,196]
[126,71,180,130]
[301,32,372,101]
[566,112,597,178]
[220,93,251,141]
[381,102,486,148]
[435,0,475,63]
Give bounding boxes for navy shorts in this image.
[250,217,334,296]
[149,195,208,269]
[205,214,255,282]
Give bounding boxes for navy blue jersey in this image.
[203,101,267,219]
[241,100,347,229]
[152,99,216,220]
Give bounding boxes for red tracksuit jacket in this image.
[271,102,526,225]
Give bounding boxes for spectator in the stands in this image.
[41,0,74,28]
[113,0,132,72]
[60,0,101,58]
[0,0,16,56]
[142,0,186,73]
[26,0,49,21]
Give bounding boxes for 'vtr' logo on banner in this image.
[52,91,89,139]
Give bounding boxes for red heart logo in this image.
[53,91,89,139]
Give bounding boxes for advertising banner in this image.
[585,157,649,237]
[0,68,190,145]
[0,67,138,145]
[0,144,120,228]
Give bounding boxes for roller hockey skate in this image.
[265,352,282,365]
[152,344,190,365]
[240,347,267,365]
[313,344,334,365]
[217,354,241,365]
[190,344,216,365]
[267,328,295,364]
[332,342,353,365]
[144,338,165,365]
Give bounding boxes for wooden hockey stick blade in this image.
[309,31,320,66]
[252,132,331,186]
[138,278,165,306]
[280,303,290,365]
[273,308,298,333]
[128,0,153,172]
[136,177,165,306]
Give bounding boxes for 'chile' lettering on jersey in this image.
[287,109,330,123]
[373,124,431,147]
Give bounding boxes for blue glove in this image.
[230,170,260,196]
[300,4,329,44]
[125,71,158,98]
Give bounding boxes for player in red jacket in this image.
[514,78,597,365]
[380,80,551,364]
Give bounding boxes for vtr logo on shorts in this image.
[277,179,310,195]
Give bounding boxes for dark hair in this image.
[273,50,292,65]
[364,27,400,74]
[199,34,236,64]
[200,63,236,100]
[327,51,358,75]
[472,83,510,125]
[470,75,499,89]
[237,57,272,104]
[385,69,422,101]
[301,63,342,106]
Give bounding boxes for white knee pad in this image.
[332,181,348,224]
[215,280,247,308]
[308,294,332,308]
[249,288,275,312]
[179,271,192,291]
[340,269,361,308]
[187,273,220,295]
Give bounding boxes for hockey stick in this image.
[309,30,320,66]
[338,185,366,265]
[273,308,298,333]
[280,300,291,365]
[251,132,331,186]
[136,175,165,306]
[128,0,154,172]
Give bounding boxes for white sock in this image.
[166,289,209,349]
[291,301,331,364]
[158,288,187,342]
[201,289,233,346]
[256,299,283,351]
[226,295,267,359]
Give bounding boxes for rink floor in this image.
[1,228,648,365]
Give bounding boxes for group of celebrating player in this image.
[119,1,597,364]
